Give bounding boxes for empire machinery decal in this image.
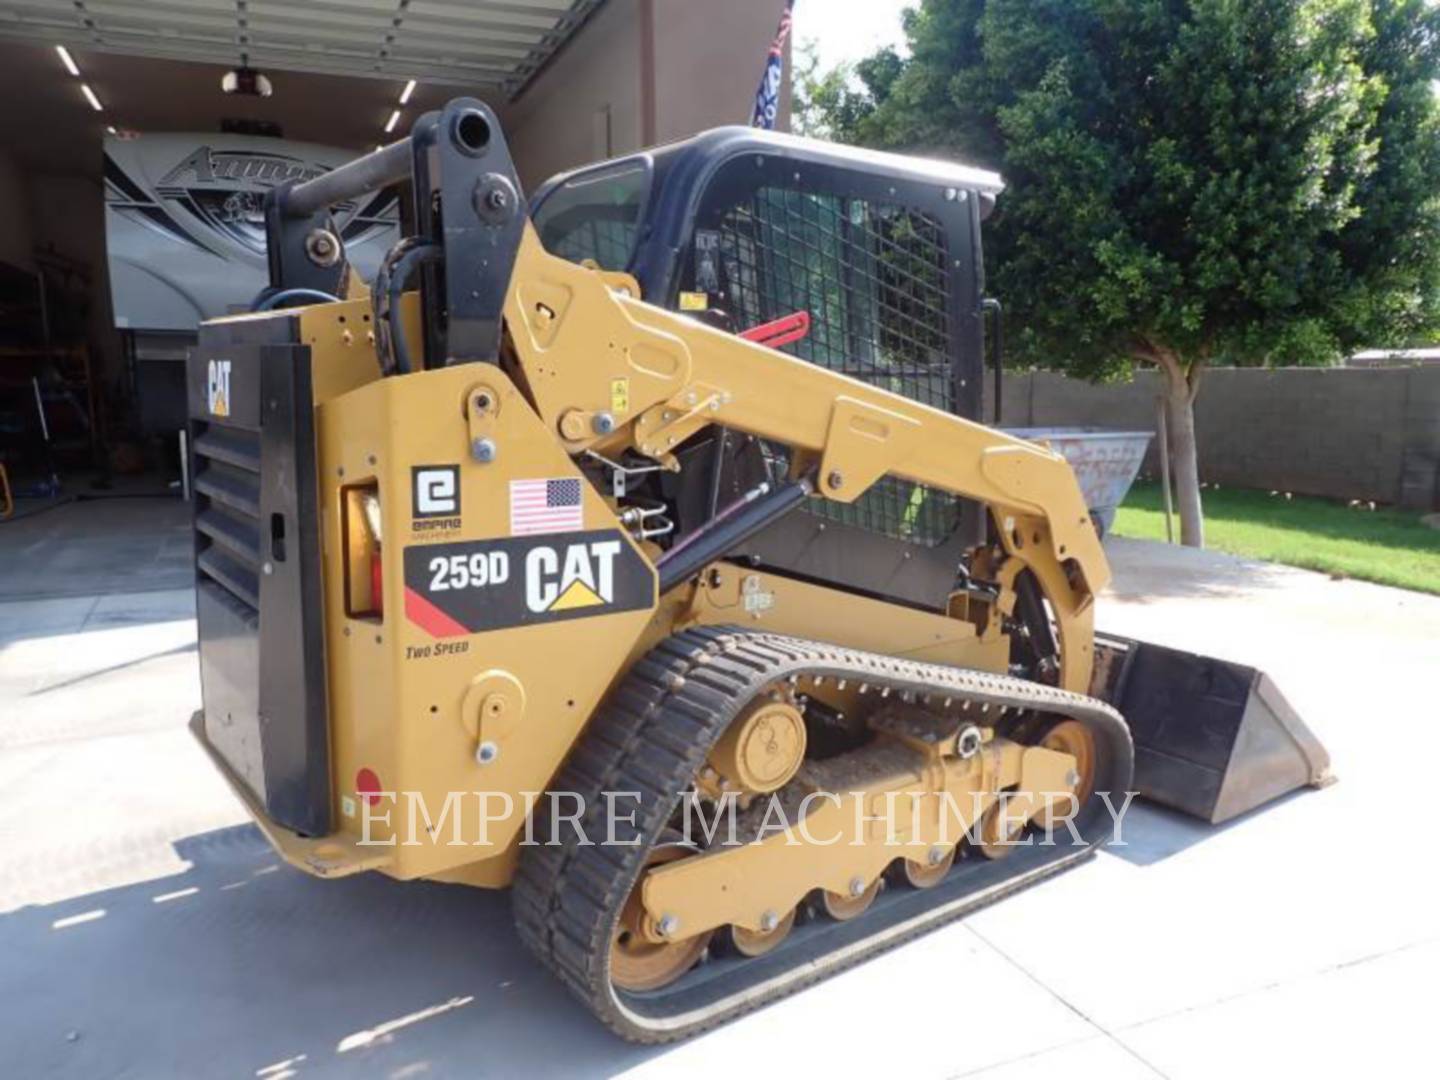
[401,530,655,638]
[410,465,463,539]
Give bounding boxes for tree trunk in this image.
[1158,355,1205,548]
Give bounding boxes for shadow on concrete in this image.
[0,585,196,650]
[1105,787,1316,868]
[0,826,672,1079]
[1,787,1328,1078]
[0,496,192,602]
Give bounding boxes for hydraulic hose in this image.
[252,287,341,312]
[372,237,441,375]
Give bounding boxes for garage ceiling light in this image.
[222,67,274,98]
[384,109,402,134]
[10,1,607,99]
[399,79,417,106]
[80,83,104,112]
[55,44,80,77]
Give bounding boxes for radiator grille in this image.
[705,187,960,548]
[192,421,261,614]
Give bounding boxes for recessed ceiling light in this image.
[80,83,103,112]
[399,79,416,105]
[222,67,273,97]
[106,125,117,135]
[55,45,80,77]
[384,109,401,134]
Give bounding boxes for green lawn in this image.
[1111,481,1440,595]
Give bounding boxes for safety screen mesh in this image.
[701,186,960,547]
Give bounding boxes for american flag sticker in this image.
[510,477,584,536]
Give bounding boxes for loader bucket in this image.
[1091,635,1332,824]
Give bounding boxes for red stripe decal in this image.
[404,586,470,638]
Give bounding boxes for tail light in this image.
[343,482,384,619]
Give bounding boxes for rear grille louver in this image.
[193,420,262,616]
[189,328,332,837]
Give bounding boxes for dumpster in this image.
[1005,427,1153,536]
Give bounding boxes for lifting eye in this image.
[453,109,491,155]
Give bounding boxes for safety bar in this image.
[261,98,523,367]
[279,138,413,219]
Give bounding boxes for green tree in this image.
[792,42,856,138]
[815,0,1440,547]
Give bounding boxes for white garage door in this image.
[0,0,604,96]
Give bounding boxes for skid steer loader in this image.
[187,99,1330,1041]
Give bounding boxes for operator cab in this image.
[532,128,1004,611]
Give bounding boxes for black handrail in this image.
[982,297,1003,425]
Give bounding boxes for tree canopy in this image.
[802,0,1440,372]
[799,0,1440,544]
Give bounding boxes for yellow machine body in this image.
[198,225,1103,888]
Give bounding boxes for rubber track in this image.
[512,625,1130,1042]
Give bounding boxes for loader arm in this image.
[501,223,1108,692]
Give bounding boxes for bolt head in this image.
[475,741,499,765]
[473,173,519,224]
[304,228,342,268]
[472,437,497,463]
[592,412,616,435]
[760,910,779,932]
[657,914,680,937]
[849,876,865,898]
[826,470,845,491]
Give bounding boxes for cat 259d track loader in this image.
[186,99,1330,1041]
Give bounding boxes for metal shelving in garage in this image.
[0,0,606,97]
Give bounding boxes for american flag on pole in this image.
[751,0,795,130]
[510,477,584,535]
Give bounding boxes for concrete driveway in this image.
[1,502,1435,1078]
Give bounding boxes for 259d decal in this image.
[401,529,655,638]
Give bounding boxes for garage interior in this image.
[0,0,790,508]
